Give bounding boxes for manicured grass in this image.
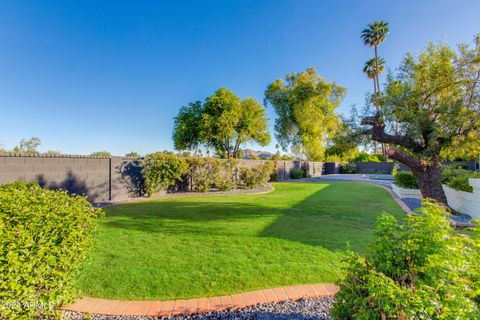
[76,182,404,300]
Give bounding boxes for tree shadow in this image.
[98,182,398,253]
[36,170,101,201]
[116,160,146,197]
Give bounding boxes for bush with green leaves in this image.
[331,201,480,319]
[269,161,280,182]
[441,165,480,192]
[214,159,238,191]
[0,182,103,319]
[289,168,304,179]
[141,152,188,196]
[185,157,219,192]
[339,162,356,174]
[239,161,275,188]
[393,171,418,189]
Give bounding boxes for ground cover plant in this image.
[0,182,103,318]
[75,182,404,300]
[441,165,480,192]
[394,166,480,192]
[332,201,480,319]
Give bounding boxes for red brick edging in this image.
[64,283,338,317]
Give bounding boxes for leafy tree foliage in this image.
[12,137,41,154]
[90,151,112,157]
[361,36,480,205]
[172,101,203,151]
[264,68,346,161]
[45,150,61,155]
[332,201,480,319]
[125,151,141,158]
[172,88,270,158]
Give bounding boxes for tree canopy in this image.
[172,87,270,158]
[264,68,346,161]
[361,36,480,204]
[12,137,41,154]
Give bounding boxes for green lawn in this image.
[76,182,404,300]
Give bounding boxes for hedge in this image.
[0,182,103,318]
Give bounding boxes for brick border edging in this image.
[63,283,338,317]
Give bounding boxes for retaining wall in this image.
[391,179,480,219]
[0,154,324,203]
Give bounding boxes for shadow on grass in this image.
[100,182,400,253]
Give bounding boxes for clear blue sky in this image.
[1,1,479,155]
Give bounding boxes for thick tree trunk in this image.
[411,163,448,205]
[361,114,450,208]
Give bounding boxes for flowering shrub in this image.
[185,157,219,192]
[331,201,480,319]
[0,182,103,318]
[142,152,188,196]
[239,161,275,188]
[214,159,238,191]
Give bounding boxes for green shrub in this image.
[186,157,219,192]
[331,201,480,319]
[214,159,238,191]
[393,171,418,189]
[441,165,480,192]
[240,161,275,188]
[0,182,103,318]
[290,168,304,179]
[339,162,356,174]
[142,152,188,196]
[269,161,280,182]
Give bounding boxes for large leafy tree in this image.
[172,101,203,151]
[172,88,270,158]
[361,36,480,205]
[264,68,346,161]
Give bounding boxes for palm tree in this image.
[362,21,389,160]
[361,21,389,96]
[363,57,385,95]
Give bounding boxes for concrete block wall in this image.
[0,154,112,202]
[391,179,480,219]
[0,154,324,203]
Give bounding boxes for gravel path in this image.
[62,297,334,320]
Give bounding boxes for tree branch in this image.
[361,113,425,153]
[386,147,422,169]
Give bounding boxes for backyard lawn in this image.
[76,182,404,300]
